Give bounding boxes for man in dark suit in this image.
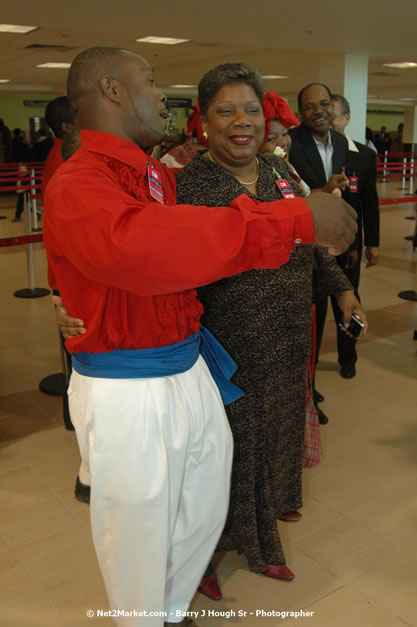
[288,83,362,425]
[289,83,350,196]
[290,85,379,386]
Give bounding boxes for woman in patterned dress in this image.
[175,63,365,598]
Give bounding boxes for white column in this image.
[343,55,368,144]
[319,54,369,144]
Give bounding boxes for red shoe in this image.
[198,572,222,600]
[278,511,302,522]
[263,565,295,580]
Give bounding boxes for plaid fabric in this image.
[303,305,322,467]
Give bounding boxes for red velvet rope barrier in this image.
[379,195,417,205]
[0,183,42,192]
[0,233,44,247]
[377,173,417,180]
[376,165,417,172]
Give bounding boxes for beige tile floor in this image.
[0,182,416,626]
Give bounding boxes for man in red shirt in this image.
[43,46,356,627]
[42,96,78,198]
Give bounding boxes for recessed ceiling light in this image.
[0,23,38,34]
[136,36,190,45]
[36,62,71,69]
[383,62,417,69]
[367,94,377,98]
[262,75,288,79]
[169,84,195,88]
[0,79,10,83]
[399,97,416,101]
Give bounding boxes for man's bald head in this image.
[67,46,145,112]
[65,46,168,149]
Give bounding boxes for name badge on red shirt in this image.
[147,163,164,203]
[276,178,296,199]
[349,175,359,193]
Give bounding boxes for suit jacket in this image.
[288,123,350,190]
[289,124,379,251]
[349,141,380,248]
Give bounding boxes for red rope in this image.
[379,196,417,205]
[0,233,43,247]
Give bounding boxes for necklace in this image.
[207,152,260,186]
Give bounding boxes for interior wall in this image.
[366,106,405,132]
[0,92,60,136]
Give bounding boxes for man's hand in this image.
[365,246,378,268]
[336,290,368,337]
[305,192,358,255]
[52,295,86,339]
[344,249,359,270]
[321,172,350,194]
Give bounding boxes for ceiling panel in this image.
[0,0,416,102]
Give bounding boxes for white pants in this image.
[68,356,233,626]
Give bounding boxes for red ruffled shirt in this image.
[43,130,314,353]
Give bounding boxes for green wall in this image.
[0,91,407,138]
[366,106,404,132]
[0,92,60,136]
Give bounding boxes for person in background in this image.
[33,128,54,161]
[260,91,325,430]
[390,122,404,153]
[365,127,378,154]
[42,96,78,198]
[11,128,32,162]
[260,91,311,195]
[289,84,361,396]
[0,118,12,162]
[159,104,208,169]
[11,162,29,222]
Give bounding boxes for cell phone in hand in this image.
[339,313,365,339]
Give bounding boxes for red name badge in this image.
[349,176,358,193]
[147,163,164,203]
[276,178,296,199]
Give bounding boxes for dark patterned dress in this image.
[176,152,351,572]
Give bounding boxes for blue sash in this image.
[71,327,243,405]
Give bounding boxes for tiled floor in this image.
[0,183,416,626]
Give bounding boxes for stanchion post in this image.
[410,155,415,196]
[14,190,50,299]
[402,156,407,191]
[24,193,35,291]
[383,150,388,182]
[31,168,39,231]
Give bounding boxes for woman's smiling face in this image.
[201,83,265,169]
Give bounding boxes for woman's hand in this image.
[52,295,86,339]
[336,290,368,337]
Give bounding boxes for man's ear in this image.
[100,76,122,103]
[61,121,78,134]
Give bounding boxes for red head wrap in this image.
[263,92,299,138]
[186,103,208,146]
